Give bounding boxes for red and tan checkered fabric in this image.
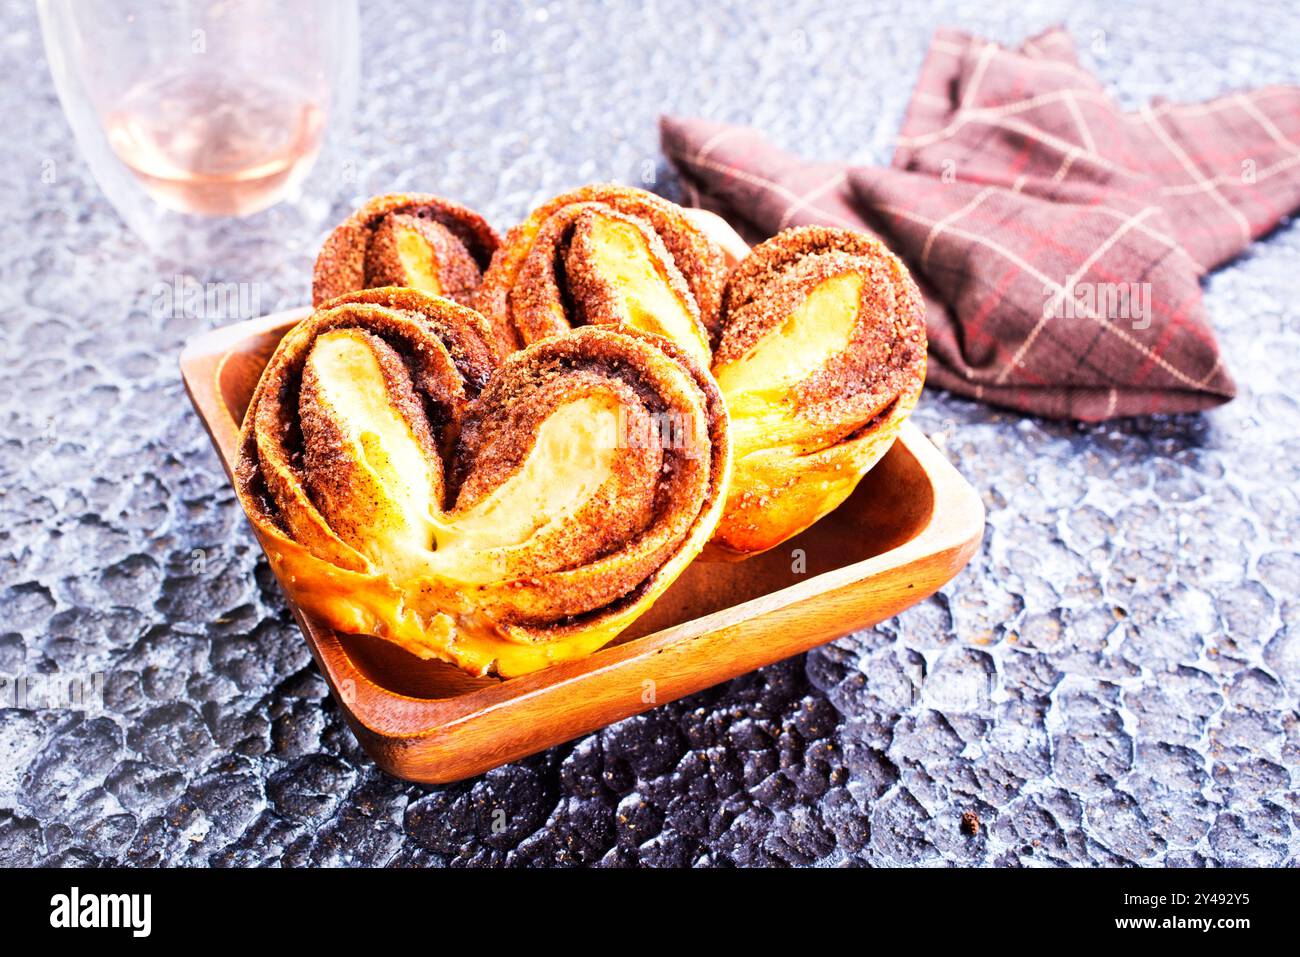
[662,28,1300,419]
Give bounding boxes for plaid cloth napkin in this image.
[662,28,1300,419]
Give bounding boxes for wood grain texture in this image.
[179,212,985,784]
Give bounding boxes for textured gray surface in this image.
[1,0,1298,867]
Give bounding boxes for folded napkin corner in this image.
[662,28,1300,420]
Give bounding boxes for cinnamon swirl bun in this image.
[705,226,926,559]
[475,184,726,366]
[312,193,500,310]
[235,288,730,676]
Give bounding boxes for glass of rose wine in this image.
[38,0,359,265]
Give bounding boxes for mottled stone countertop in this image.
[1,0,1297,867]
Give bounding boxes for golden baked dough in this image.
[235,288,730,677]
[312,193,500,310]
[704,226,926,559]
[475,184,726,366]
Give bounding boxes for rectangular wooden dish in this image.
[181,304,984,786]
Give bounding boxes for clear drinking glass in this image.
[38,0,359,265]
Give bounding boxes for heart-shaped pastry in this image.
[235,287,730,676]
[475,184,726,367]
[312,193,500,310]
[705,226,927,558]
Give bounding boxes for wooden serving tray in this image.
[179,217,984,784]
